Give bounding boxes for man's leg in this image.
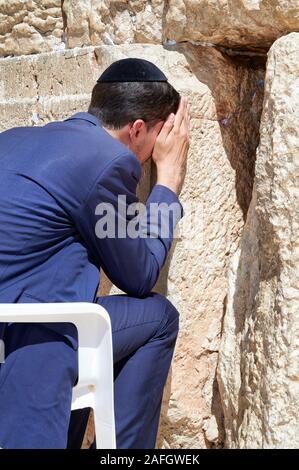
[68,292,179,449]
[0,323,78,449]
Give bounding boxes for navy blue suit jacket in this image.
[0,113,182,346]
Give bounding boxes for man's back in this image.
[0,112,137,305]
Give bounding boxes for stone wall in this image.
[0,0,64,56]
[154,46,265,448]
[165,0,299,50]
[1,1,299,57]
[0,0,298,450]
[217,32,299,448]
[62,0,164,47]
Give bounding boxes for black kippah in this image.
[97,58,168,83]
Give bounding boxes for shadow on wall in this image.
[178,44,266,447]
[181,45,267,449]
[175,44,266,220]
[155,43,266,447]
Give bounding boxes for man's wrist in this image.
[147,184,184,225]
[156,174,180,196]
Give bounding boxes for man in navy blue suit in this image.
[0,58,189,448]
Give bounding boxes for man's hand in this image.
[152,97,190,196]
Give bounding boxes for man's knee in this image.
[150,292,180,335]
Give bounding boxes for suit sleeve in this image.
[76,152,183,297]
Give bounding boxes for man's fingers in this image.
[158,113,175,141]
[182,103,190,132]
[176,101,190,143]
[158,97,190,145]
[173,97,187,131]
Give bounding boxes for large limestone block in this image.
[0,0,64,56]
[0,47,99,130]
[165,0,299,50]
[0,43,264,448]
[218,32,299,448]
[62,0,164,48]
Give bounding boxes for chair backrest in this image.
[0,302,113,384]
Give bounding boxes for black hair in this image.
[88,81,180,129]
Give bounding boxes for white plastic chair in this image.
[0,302,116,449]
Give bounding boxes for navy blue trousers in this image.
[0,293,179,449]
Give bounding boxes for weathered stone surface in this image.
[0,47,98,129]
[0,0,64,56]
[64,0,299,49]
[0,43,264,448]
[218,32,299,448]
[154,46,264,448]
[1,1,298,57]
[63,0,164,48]
[165,0,299,50]
[63,0,299,51]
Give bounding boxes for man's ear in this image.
[129,120,146,141]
